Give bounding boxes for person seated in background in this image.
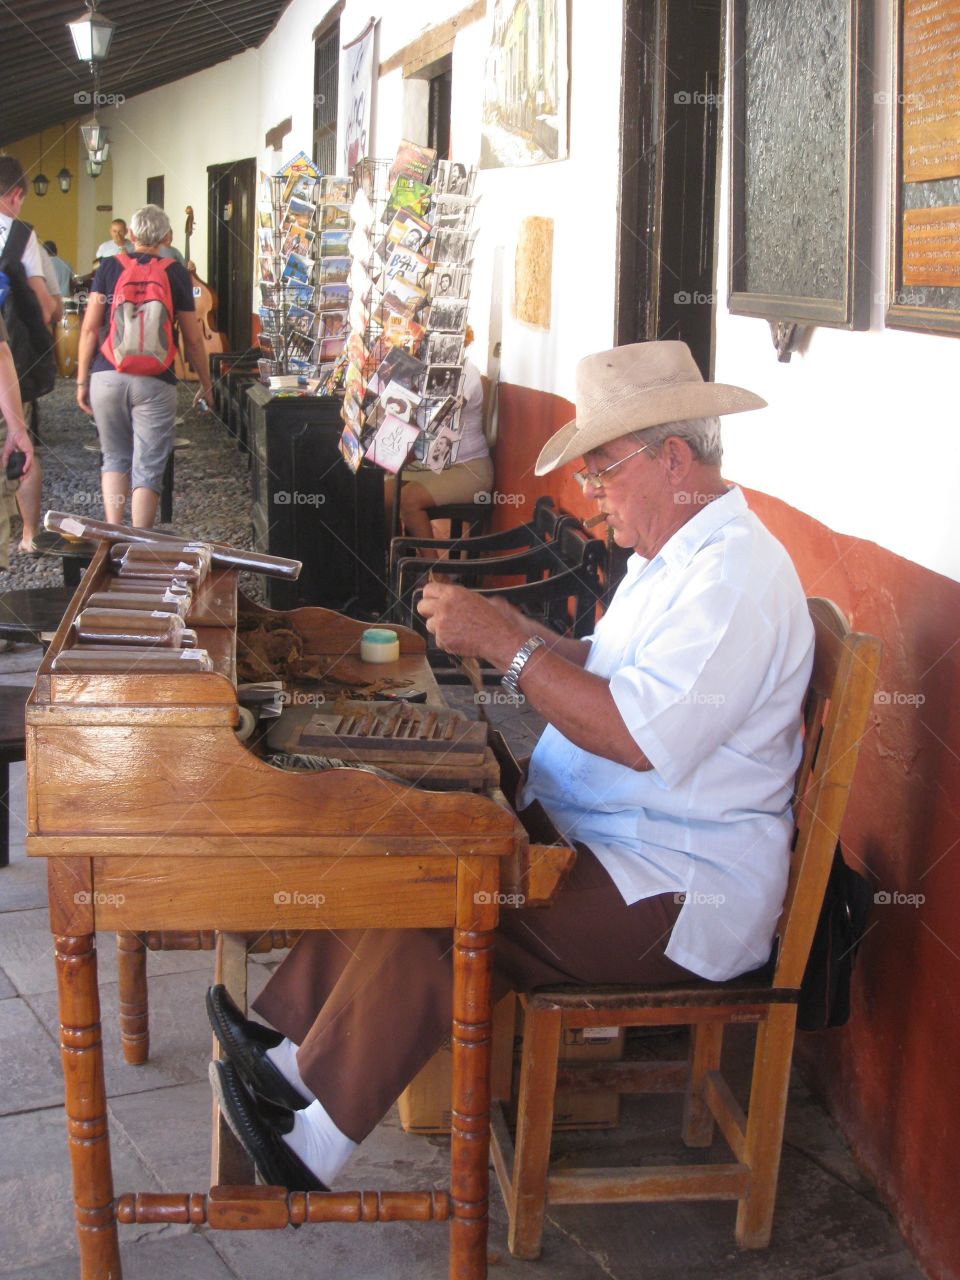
[93,218,133,264]
[0,312,35,569]
[42,241,74,298]
[382,326,493,557]
[205,339,815,1195]
[157,229,188,268]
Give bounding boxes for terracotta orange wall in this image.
[493,380,960,1280]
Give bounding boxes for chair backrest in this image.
[773,598,880,989]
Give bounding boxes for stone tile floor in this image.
[0,382,930,1277]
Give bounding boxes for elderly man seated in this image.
[206,340,815,1192]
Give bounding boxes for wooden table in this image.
[26,546,532,1280]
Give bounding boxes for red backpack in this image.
[101,253,177,376]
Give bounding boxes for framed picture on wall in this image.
[727,0,873,329]
[886,0,960,336]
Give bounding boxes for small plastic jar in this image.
[360,627,400,663]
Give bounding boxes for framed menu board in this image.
[887,0,960,334]
[727,0,873,329]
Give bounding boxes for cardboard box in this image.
[397,998,624,1134]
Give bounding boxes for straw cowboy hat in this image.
[534,340,766,476]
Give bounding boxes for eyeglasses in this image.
[574,443,650,491]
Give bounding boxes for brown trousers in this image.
[252,845,695,1143]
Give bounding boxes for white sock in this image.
[265,1038,317,1105]
[281,1099,357,1186]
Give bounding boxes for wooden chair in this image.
[490,597,880,1259]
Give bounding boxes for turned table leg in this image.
[450,863,497,1280]
[116,933,149,1065]
[56,933,122,1279]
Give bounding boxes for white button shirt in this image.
[521,487,814,981]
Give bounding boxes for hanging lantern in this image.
[32,131,49,196]
[67,1,115,64]
[85,158,103,179]
[57,123,73,192]
[80,120,109,155]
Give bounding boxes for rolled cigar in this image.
[86,591,190,618]
[110,544,210,583]
[44,511,302,581]
[104,576,193,597]
[583,513,607,529]
[74,608,197,648]
[51,646,213,674]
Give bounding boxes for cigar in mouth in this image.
[584,513,607,529]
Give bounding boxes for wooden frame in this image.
[885,0,960,336]
[727,0,873,329]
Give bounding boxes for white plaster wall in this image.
[103,51,261,274]
[714,0,960,584]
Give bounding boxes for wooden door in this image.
[617,0,722,377]
[207,158,256,353]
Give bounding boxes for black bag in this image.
[797,843,872,1031]
[0,219,57,402]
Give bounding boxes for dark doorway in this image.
[146,175,164,207]
[428,58,453,159]
[617,0,722,377]
[207,158,257,352]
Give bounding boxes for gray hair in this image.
[129,204,171,247]
[632,416,722,467]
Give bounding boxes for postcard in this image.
[285,194,316,225]
[382,176,432,223]
[425,332,464,366]
[258,307,280,334]
[366,416,421,473]
[318,283,350,312]
[384,247,431,288]
[282,252,314,285]
[378,378,421,423]
[434,160,476,198]
[257,227,275,253]
[424,425,461,473]
[287,304,315,335]
[276,149,322,180]
[321,175,353,204]
[320,229,351,257]
[281,226,315,259]
[382,314,426,355]
[319,335,346,363]
[317,310,347,340]
[371,348,425,396]
[389,139,437,186]
[321,203,351,231]
[284,282,316,309]
[378,274,428,324]
[348,225,371,263]
[381,209,432,257]
[319,257,350,286]
[348,259,373,301]
[429,265,471,299]
[426,298,468,333]
[423,364,464,399]
[416,394,459,433]
[259,257,277,284]
[339,425,363,474]
[258,210,274,230]
[431,229,474,265]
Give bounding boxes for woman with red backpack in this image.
[75,204,213,527]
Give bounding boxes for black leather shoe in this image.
[205,984,311,1111]
[209,1059,328,1193]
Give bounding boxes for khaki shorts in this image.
[400,455,494,506]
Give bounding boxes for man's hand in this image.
[0,430,33,478]
[418,581,526,664]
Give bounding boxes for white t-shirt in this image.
[95,239,133,259]
[0,213,44,278]
[454,360,489,464]
[38,245,61,297]
[521,486,815,982]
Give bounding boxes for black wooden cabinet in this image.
[247,384,385,612]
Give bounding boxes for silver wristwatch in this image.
[501,635,546,699]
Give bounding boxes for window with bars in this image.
[314,25,340,174]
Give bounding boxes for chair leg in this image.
[736,1004,797,1247]
[507,1005,562,1260]
[682,1022,723,1146]
[116,932,149,1065]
